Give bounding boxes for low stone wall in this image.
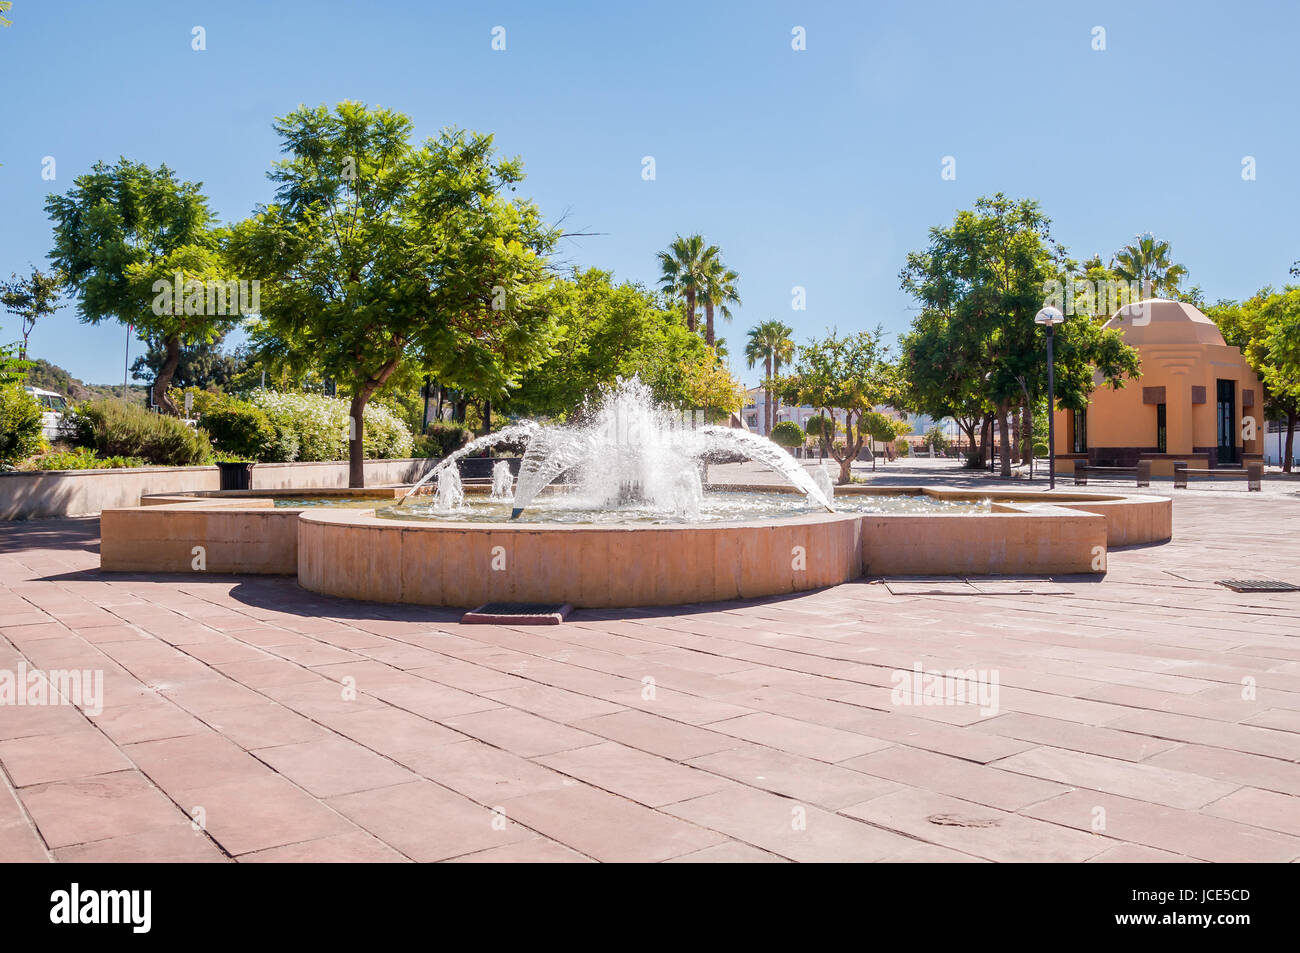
[100,500,301,575]
[298,509,864,608]
[0,458,429,520]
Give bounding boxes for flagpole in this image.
[123,324,131,400]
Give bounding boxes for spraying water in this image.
[813,460,836,499]
[397,421,538,506]
[433,467,465,510]
[490,460,514,501]
[507,378,834,518]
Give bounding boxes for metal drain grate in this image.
[461,602,573,624]
[1216,579,1300,593]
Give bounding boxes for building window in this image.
[1156,403,1166,453]
[1072,409,1087,454]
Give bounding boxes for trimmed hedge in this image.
[200,397,277,461]
[769,421,805,448]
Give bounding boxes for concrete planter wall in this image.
[0,457,431,520]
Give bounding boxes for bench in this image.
[1173,462,1263,491]
[1075,460,1151,487]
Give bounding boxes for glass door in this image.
[1216,379,1237,465]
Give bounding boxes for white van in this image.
[22,386,72,439]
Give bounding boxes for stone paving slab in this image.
[1,483,1298,862]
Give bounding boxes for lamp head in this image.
[1035,306,1065,326]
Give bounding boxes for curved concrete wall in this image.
[298,510,865,608]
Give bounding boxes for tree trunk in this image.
[481,399,492,436]
[764,355,773,435]
[1010,409,1021,466]
[704,301,715,347]
[685,290,696,334]
[1285,412,1296,473]
[998,404,1012,478]
[347,392,368,489]
[152,335,182,415]
[980,415,992,464]
[1022,403,1033,477]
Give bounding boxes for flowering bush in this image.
[248,390,413,461]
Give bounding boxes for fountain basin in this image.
[101,486,1171,608]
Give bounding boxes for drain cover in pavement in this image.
[461,602,573,624]
[1215,579,1300,593]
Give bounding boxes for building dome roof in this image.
[1102,298,1226,347]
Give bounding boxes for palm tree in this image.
[699,259,741,347]
[744,320,795,435]
[657,234,717,335]
[1111,234,1188,299]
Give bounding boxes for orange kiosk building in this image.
[1053,299,1264,477]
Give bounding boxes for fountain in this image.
[490,460,514,502]
[433,467,465,510]
[813,460,835,500]
[395,378,833,522]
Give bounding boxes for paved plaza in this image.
[2,461,1298,862]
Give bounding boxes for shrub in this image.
[769,421,805,449]
[0,384,44,465]
[26,447,147,470]
[894,438,910,457]
[200,397,277,460]
[248,390,414,462]
[804,414,835,441]
[413,422,471,460]
[69,399,212,466]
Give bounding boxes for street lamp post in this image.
[1035,306,1065,490]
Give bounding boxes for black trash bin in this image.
[216,461,256,491]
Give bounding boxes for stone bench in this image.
[1173,462,1263,491]
[1075,461,1151,487]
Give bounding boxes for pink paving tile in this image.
[329,780,533,862]
[1146,744,1300,796]
[480,681,625,723]
[992,746,1239,809]
[1023,790,1300,863]
[88,698,209,745]
[440,707,599,758]
[537,742,732,807]
[842,746,1069,812]
[126,732,272,792]
[707,711,892,763]
[238,830,408,863]
[0,779,49,862]
[200,703,332,749]
[53,824,228,863]
[1201,787,1300,837]
[665,841,789,863]
[664,785,926,862]
[969,711,1178,762]
[1104,709,1299,760]
[253,738,416,797]
[687,744,902,810]
[839,788,1107,863]
[571,710,739,761]
[1085,844,1199,863]
[401,739,573,802]
[0,701,88,740]
[444,836,593,863]
[324,706,465,762]
[19,771,190,849]
[177,774,358,857]
[0,727,133,786]
[500,782,726,862]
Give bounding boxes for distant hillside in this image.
[25,358,147,404]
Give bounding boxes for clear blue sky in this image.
[2,0,1296,387]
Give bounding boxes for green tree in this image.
[508,268,709,418]
[744,319,795,435]
[699,255,741,348]
[773,328,896,484]
[130,330,243,392]
[1111,233,1187,300]
[1208,289,1300,471]
[46,159,235,414]
[657,234,717,336]
[226,103,558,486]
[1,267,62,360]
[901,194,1139,478]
